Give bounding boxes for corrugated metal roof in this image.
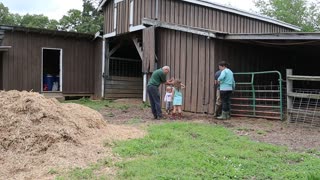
[0,25,94,39]
[98,0,301,31]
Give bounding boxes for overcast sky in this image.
[1,0,257,20]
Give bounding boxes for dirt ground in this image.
[101,99,320,152]
[1,95,319,179]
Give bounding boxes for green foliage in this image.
[64,98,113,111]
[59,0,103,33]
[0,0,103,33]
[254,0,320,31]
[113,122,320,179]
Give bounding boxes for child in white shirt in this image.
[164,86,173,115]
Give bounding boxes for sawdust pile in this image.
[0,90,107,154]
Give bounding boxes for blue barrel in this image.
[45,74,54,91]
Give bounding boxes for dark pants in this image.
[147,85,162,118]
[220,91,232,112]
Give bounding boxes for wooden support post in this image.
[286,69,293,122]
[105,40,110,79]
[132,37,143,60]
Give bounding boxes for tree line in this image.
[0,0,103,34]
[0,0,319,33]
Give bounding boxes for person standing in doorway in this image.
[216,61,235,120]
[214,68,222,117]
[147,66,174,120]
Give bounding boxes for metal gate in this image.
[231,71,283,120]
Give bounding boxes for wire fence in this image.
[287,88,320,127]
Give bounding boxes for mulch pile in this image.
[0,90,106,154]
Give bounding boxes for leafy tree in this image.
[20,14,50,29]
[0,2,16,25]
[1,1,103,33]
[59,0,103,33]
[254,0,320,31]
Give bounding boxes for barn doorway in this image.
[42,48,62,92]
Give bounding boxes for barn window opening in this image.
[42,48,62,92]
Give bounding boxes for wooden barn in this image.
[1,0,319,119]
[0,25,103,99]
[97,0,320,116]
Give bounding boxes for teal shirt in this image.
[148,68,166,87]
[218,68,235,91]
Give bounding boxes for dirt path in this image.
[100,99,320,152]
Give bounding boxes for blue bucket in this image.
[44,74,54,91]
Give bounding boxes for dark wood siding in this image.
[1,31,96,94]
[143,27,155,72]
[116,0,130,34]
[156,28,215,113]
[104,0,115,34]
[104,76,143,99]
[157,0,293,33]
[155,28,308,114]
[103,0,294,35]
[93,39,103,99]
[133,0,157,26]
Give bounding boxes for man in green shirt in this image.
[147,66,174,119]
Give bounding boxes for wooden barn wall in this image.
[1,31,95,94]
[156,28,216,114]
[103,0,115,34]
[93,39,103,99]
[157,0,293,33]
[116,0,130,34]
[102,0,294,35]
[104,76,143,99]
[133,0,157,26]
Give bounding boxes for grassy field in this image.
[58,99,320,179]
[113,122,320,179]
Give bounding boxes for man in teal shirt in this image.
[148,66,174,119]
[217,61,235,120]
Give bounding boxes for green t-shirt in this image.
[148,68,167,87]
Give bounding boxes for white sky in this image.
[0,0,257,20]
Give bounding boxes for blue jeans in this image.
[220,91,232,112]
[147,85,162,118]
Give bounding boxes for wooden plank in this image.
[109,76,142,81]
[205,38,212,114]
[105,88,142,94]
[174,31,180,79]
[170,30,175,76]
[197,36,205,113]
[104,93,142,98]
[185,33,192,111]
[180,32,187,110]
[191,34,198,112]
[209,40,216,114]
[105,84,143,90]
[105,80,142,85]
[287,92,320,99]
[287,75,320,81]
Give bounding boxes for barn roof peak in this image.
[98,0,301,31]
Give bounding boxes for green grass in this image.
[113,122,320,179]
[64,97,113,111]
[55,158,112,180]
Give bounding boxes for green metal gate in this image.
[232,71,283,120]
